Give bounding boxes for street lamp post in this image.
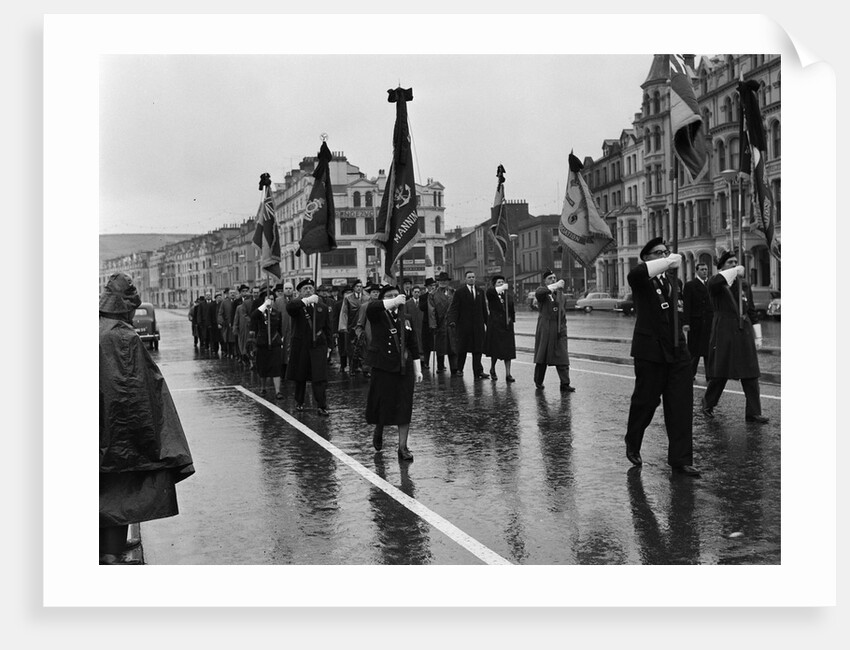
[509,233,518,305]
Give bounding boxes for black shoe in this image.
[700,399,715,419]
[422,365,430,371]
[275,392,284,399]
[489,371,497,381]
[436,367,446,374]
[535,383,544,390]
[476,373,489,380]
[295,403,304,412]
[373,427,383,451]
[505,375,516,383]
[746,414,769,423]
[626,447,643,466]
[672,465,701,477]
[397,447,414,462]
[317,408,329,416]
[561,384,576,393]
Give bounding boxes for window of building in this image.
[365,192,373,207]
[353,191,361,207]
[434,215,441,234]
[401,246,427,261]
[434,246,443,266]
[628,220,638,245]
[653,91,660,113]
[729,137,739,170]
[717,140,726,172]
[771,121,781,159]
[340,217,357,236]
[724,96,733,124]
[655,166,663,195]
[417,216,425,233]
[644,129,651,153]
[698,199,711,235]
[321,248,357,267]
[654,126,662,151]
[365,216,376,235]
[552,228,558,243]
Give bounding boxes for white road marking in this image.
[232,385,513,566]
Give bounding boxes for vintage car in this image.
[132,302,160,350]
[575,292,619,312]
[766,297,781,321]
[613,293,635,315]
[751,288,780,319]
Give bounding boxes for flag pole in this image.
[265,271,272,346]
[670,156,680,348]
[737,175,744,329]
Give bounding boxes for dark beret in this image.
[379,284,400,299]
[716,249,737,268]
[639,237,666,260]
[296,278,315,291]
[436,271,451,281]
[491,274,506,285]
[541,269,554,281]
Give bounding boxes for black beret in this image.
[379,284,400,299]
[238,284,249,291]
[639,237,666,260]
[716,249,738,268]
[491,274,506,285]
[541,269,554,281]
[296,278,315,291]
[364,283,381,293]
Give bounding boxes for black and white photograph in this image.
[32,9,839,637]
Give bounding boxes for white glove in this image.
[736,265,745,277]
[383,295,406,310]
[495,283,508,294]
[644,253,681,277]
[258,298,272,313]
[667,252,682,269]
[753,323,763,350]
[719,267,740,285]
[413,359,423,382]
[547,280,564,292]
[303,294,320,306]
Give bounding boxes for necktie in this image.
[471,286,475,300]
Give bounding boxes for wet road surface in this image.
[140,307,781,565]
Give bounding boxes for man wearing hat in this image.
[701,250,768,424]
[533,269,575,392]
[285,278,332,415]
[419,278,436,370]
[338,279,368,374]
[447,270,488,379]
[431,271,457,374]
[624,237,700,477]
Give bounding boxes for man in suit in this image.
[430,272,456,374]
[701,250,768,424]
[682,262,713,378]
[217,288,238,359]
[533,269,575,392]
[624,237,700,477]
[419,278,436,370]
[285,278,333,415]
[447,270,488,379]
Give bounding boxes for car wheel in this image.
[583,306,593,313]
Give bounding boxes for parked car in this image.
[132,302,160,350]
[750,288,780,319]
[575,292,619,312]
[613,293,635,315]
[766,297,781,320]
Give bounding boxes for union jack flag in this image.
[488,164,510,261]
[252,173,282,280]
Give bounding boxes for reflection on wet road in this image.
[142,309,781,565]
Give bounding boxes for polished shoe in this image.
[372,427,383,451]
[746,414,769,423]
[700,402,715,419]
[535,383,544,390]
[490,371,498,381]
[436,367,446,374]
[260,388,267,396]
[505,375,516,383]
[295,403,304,412]
[672,465,701,477]
[560,384,576,393]
[317,408,329,416]
[626,447,643,466]
[397,447,414,462]
[275,392,284,399]
[476,373,490,380]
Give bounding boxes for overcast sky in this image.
[99,53,657,235]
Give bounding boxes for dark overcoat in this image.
[682,277,712,358]
[627,266,687,363]
[447,284,487,354]
[430,287,455,356]
[533,286,570,365]
[484,287,516,360]
[706,274,760,379]
[285,297,332,382]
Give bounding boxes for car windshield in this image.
[135,308,149,316]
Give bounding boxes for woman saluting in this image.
[484,274,517,382]
[365,284,423,461]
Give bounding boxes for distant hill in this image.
[100,233,198,262]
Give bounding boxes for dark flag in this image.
[558,152,614,268]
[373,87,419,282]
[738,78,780,261]
[488,164,510,261]
[252,173,281,280]
[297,140,337,257]
[669,54,708,182]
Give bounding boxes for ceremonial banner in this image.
[558,152,614,268]
[373,87,419,281]
[669,54,708,182]
[739,78,780,261]
[297,140,337,256]
[252,173,281,280]
[488,164,510,261]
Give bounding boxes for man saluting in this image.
[624,237,699,477]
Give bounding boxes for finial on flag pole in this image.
[320,133,328,142]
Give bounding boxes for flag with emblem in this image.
[373,87,419,282]
[297,140,337,257]
[669,54,708,182]
[558,151,614,268]
[738,78,780,261]
[252,173,281,280]
[488,164,510,261]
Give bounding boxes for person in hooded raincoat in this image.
[99,272,195,564]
